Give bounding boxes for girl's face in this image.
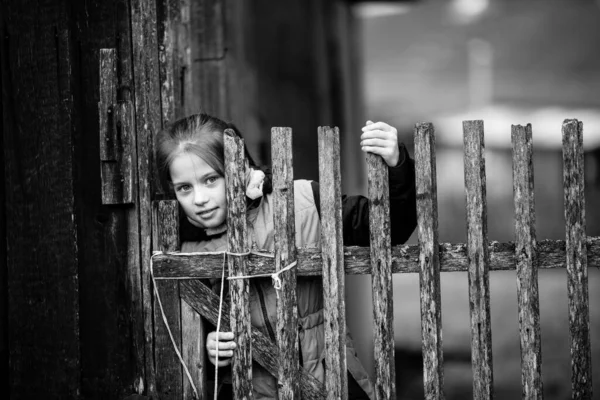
[170,152,227,230]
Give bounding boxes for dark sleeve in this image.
[311,143,417,246]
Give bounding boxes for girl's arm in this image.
[311,121,417,246]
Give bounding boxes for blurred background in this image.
[347,0,600,399]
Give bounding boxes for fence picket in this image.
[511,124,543,399]
[562,119,593,399]
[463,120,494,400]
[318,126,348,400]
[414,123,444,399]
[152,200,183,400]
[367,150,395,400]
[272,127,300,399]
[224,129,254,399]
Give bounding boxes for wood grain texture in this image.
[272,127,300,399]
[3,2,81,397]
[152,201,183,400]
[131,0,164,395]
[366,152,395,400]
[511,124,543,399]
[414,123,444,400]
[562,119,592,399]
[73,1,144,396]
[151,237,600,279]
[318,126,348,400]
[224,129,253,399]
[179,281,326,400]
[463,120,493,400]
[155,1,208,396]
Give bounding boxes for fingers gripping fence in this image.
[150,121,597,400]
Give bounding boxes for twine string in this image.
[150,249,298,398]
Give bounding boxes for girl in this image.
[155,113,417,399]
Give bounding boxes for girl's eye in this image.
[176,184,192,193]
[206,176,219,185]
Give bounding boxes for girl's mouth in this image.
[196,208,217,219]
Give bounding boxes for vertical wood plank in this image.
[114,100,137,204]
[152,200,183,400]
[98,49,122,204]
[130,0,163,395]
[224,129,253,399]
[511,124,543,399]
[366,150,395,400]
[318,126,348,400]
[414,123,444,399]
[156,0,208,396]
[463,120,494,400]
[114,1,146,393]
[272,127,300,399]
[562,119,592,399]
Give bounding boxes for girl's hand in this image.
[206,331,236,367]
[360,120,400,167]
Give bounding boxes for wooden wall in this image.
[1,0,363,398]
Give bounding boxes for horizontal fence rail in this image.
[151,119,597,400]
[151,239,600,279]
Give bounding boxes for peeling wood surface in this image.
[151,238,600,279]
[152,201,182,399]
[131,0,164,395]
[463,120,493,400]
[414,123,444,400]
[272,127,300,399]
[318,127,348,400]
[179,281,326,400]
[224,129,253,399]
[562,119,592,399]
[511,124,543,399]
[366,152,395,400]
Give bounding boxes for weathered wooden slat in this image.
[224,129,253,399]
[366,150,395,400]
[179,280,326,400]
[131,0,164,396]
[463,120,494,400]
[155,1,208,397]
[151,237,600,279]
[99,49,117,161]
[98,49,122,204]
[98,52,135,205]
[272,127,300,399]
[562,119,592,399]
[414,123,444,399]
[152,201,183,400]
[318,126,348,400]
[511,124,543,399]
[114,101,137,204]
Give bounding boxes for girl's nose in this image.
[193,190,209,206]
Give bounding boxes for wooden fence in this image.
[150,120,598,400]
